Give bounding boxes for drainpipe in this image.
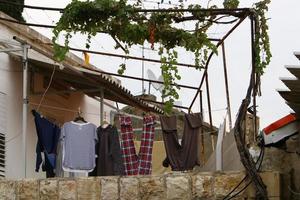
[22,44,30,178]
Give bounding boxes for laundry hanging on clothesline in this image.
[32,110,60,178]
[32,108,205,178]
[119,115,156,175]
[89,124,125,176]
[160,112,203,171]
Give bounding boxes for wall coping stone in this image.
[0,171,280,200]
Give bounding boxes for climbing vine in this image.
[52,0,271,114]
[254,0,272,75]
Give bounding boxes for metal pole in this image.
[221,43,233,130]
[252,17,258,141]
[205,74,213,130]
[205,74,215,151]
[80,68,199,90]
[189,16,248,111]
[142,46,145,94]
[22,44,30,178]
[199,90,205,164]
[100,88,104,125]
[199,90,203,118]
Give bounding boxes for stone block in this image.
[40,179,58,200]
[214,172,245,199]
[192,174,213,199]
[0,180,16,200]
[58,179,76,200]
[246,171,280,198]
[77,177,100,200]
[100,177,119,200]
[16,179,39,200]
[120,177,139,200]
[166,175,192,200]
[139,176,166,200]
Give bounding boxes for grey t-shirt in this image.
[61,121,98,172]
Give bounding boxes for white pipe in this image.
[22,44,30,178]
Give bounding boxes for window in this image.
[0,92,6,177]
[0,133,4,177]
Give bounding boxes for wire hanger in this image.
[73,107,87,123]
[101,111,110,128]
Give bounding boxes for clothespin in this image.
[83,52,90,65]
[78,107,82,116]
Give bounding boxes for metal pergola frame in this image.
[0,5,268,198]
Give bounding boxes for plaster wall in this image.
[0,26,114,180]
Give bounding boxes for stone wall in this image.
[261,135,300,200]
[0,171,280,200]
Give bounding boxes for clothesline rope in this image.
[36,65,56,111]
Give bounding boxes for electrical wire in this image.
[288,185,300,196]
[226,145,265,200]
[0,0,251,14]
[223,137,265,200]
[0,16,55,28]
[0,0,64,11]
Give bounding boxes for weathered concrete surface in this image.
[166,175,192,200]
[0,171,280,200]
[214,172,245,199]
[120,177,139,200]
[0,180,16,199]
[17,179,39,200]
[40,179,58,200]
[261,135,300,200]
[100,177,119,200]
[58,180,76,200]
[192,173,213,199]
[139,176,166,200]
[77,177,100,200]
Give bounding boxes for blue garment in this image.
[32,110,60,177]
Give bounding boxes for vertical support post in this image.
[205,74,214,151]
[100,88,104,125]
[199,90,203,117]
[142,46,145,94]
[199,90,205,164]
[253,19,258,141]
[22,44,30,178]
[148,82,151,95]
[205,74,213,130]
[221,43,233,130]
[249,13,268,199]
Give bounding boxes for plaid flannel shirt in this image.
[119,115,156,176]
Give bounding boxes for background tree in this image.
[0,0,25,22]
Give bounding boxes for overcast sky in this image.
[23,0,300,129]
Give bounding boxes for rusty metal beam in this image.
[83,69,199,90]
[189,15,248,111]
[31,88,102,96]
[51,45,206,69]
[140,98,189,110]
[222,43,232,130]
[205,74,213,130]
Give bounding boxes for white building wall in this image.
[0,24,115,179]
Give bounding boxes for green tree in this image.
[0,0,25,22]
